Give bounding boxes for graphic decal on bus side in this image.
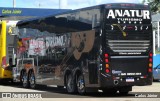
[71,30,95,60]
[28,35,68,56]
[17,30,95,74]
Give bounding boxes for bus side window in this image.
[92,14,97,29]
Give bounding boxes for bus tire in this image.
[77,74,85,94]
[66,74,76,93]
[153,77,158,82]
[21,70,29,88]
[28,70,36,89]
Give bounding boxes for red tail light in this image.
[149,53,153,57]
[144,75,147,78]
[149,58,152,62]
[2,56,6,68]
[148,52,152,71]
[105,53,109,58]
[105,59,109,63]
[105,68,110,73]
[104,53,110,73]
[148,68,152,72]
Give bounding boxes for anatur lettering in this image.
[107,9,150,19]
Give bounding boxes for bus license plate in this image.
[126,78,134,82]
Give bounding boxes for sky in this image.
[0,0,143,9]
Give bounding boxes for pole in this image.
[157,21,160,51]
[13,0,16,8]
[39,3,41,8]
[59,0,61,9]
[153,30,156,56]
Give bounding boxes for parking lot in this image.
[0,81,160,101]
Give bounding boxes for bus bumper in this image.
[100,75,152,88]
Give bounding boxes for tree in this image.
[142,0,160,13]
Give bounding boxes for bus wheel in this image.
[29,70,36,89]
[77,74,85,94]
[66,74,76,93]
[153,77,158,82]
[22,71,29,88]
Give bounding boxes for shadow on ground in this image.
[0,82,135,98]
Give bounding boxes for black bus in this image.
[15,3,153,94]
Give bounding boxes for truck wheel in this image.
[22,71,29,88]
[66,74,76,93]
[29,70,36,89]
[77,74,85,94]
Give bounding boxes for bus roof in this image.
[17,3,150,26]
[17,3,149,25]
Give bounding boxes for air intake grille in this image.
[108,40,150,53]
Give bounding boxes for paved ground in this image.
[0,81,160,101]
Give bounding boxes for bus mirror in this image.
[12,54,16,65]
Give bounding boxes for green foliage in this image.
[155,50,160,54]
[142,0,160,13]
